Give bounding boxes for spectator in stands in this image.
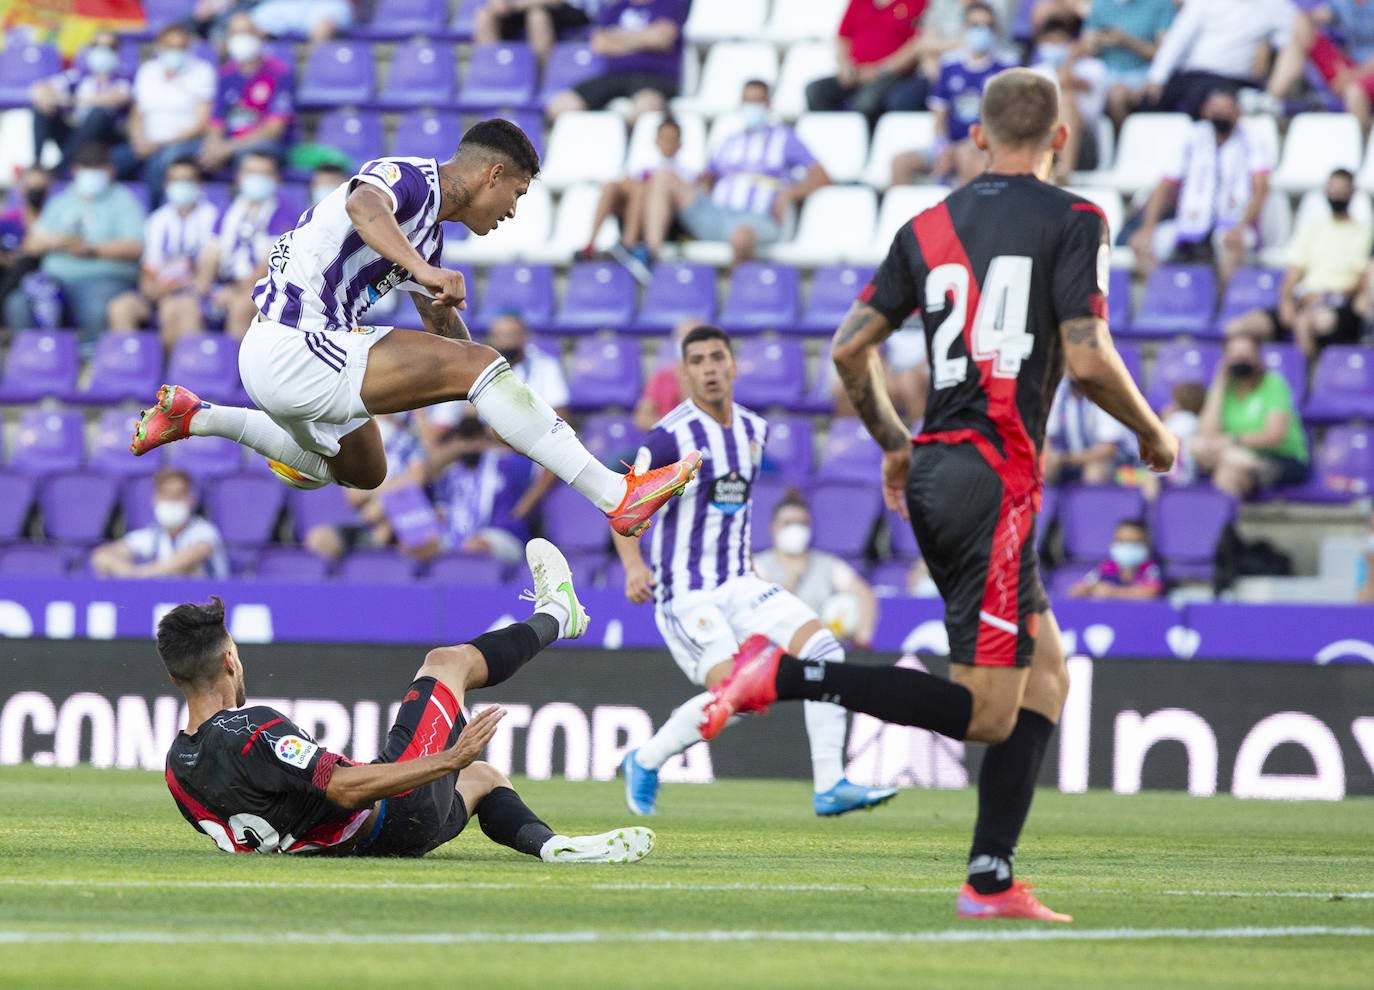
[633,316,698,431]
[475,1,596,68]
[804,0,933,127]
[195,151,296,338]
[1357,511,1374,602]
[197,12,294,175]
[1142,0,1298,118]
[1,143,143,343]
[640,80,831,267]
[1029,16,1108,177]
[579,116,696,264]
[1192,333,1310,498]
[107,157,219,346]
[545,0,690,122]
[0,167,50,314]
[428,415,540,565]
[753,490,879,648]
[1043,377,1135,485]
[1068,518,1165,600]
[1224,169,1373,361]
[30,30,132,177]
[116,23,217,204]
[1082,0,1176,127]
[251,0,355,44]
[1127,88,1271,285]
[1267,2,1374,130]
[1161,380,1206,486]
[91,468,229,580]
[1031,0,1089,33]
[309,163,348,205]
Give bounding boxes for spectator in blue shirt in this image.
[926,2,1017,185]
[1081,0,1176,126]
[29,30,132,177]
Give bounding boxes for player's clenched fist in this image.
[418,265,468,310]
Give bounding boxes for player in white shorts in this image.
[613,325,897,817]
[130,119,699,538]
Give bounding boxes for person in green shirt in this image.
[1192,333,1310,497]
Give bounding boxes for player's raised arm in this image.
[832,301,911,517]
[345,183,466,309]
[408,290,471,341]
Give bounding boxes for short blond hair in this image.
[979,68,1060,149]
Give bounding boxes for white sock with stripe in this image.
[190,404,332,482]
[798,629,849,793]
[467,357,626,512]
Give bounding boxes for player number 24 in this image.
[926,256,1035,390]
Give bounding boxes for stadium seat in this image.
[39,471,119,545]
[89,407,163,477]
[352,0,448,38]
[310,108,383,171]
[0,543,69,578]
[869,558,916,594]
[816,417,882,483]
[288,484,359,541]
[1115,340,1145,389]
[1303,423,1374,499]
[719,262,801,333]
[773,41,837,120]
[567,335,643,410]
[773,185,878,266]
[1217,267,1283,325]
[794,111,868,184]
[469,263,556,331]
[852,184,951,265]
[577,414,639,469]
[0,42,61,108]
[1064,185,1125,241]
[1059,485,1146,562]
[0,470,36,543]
[255,546,332,582]
[296,41,376,108]
[1145,340,1220,411]
[540,111,627,191]
[1151,487,1236,582]
[626,110,708,178]
[673,41,778,117]
[684,0,769,43]
[388,108,463,161]
[488,107,546,158]
[166,333,243,404]
[1304,345,1374,422]
[797,264,872,335]
[523,182,618,264]
[336,547,420,584]
[861,112,938,189]
[425,553,509,586]
[8,407,83,476]
[1037,485,1059,556]
[77,332,163,406]
[1047,562,1096,599]
[733,337,807,409]
[541,483,613,555]
[204,474,287,548]
[1107,268,1133,331]
[1272,113,1362,193]
[456,43,537,111]
[374,39,457,110]
[759,415,815,480]
[808,480,882,556]
[761,0,846,42]
[443,181,552,263]
[449,0,481,41]
[634,262,718,334]
[1101,112,1190,193]
[887,509,920,559]
[1128,264,1216,338]
[537,43,605,106]
[553,261,638,333]
[1261,342,1307,405]
[0,329,80,404]
[749,476,792,550]
[166,434,246,481]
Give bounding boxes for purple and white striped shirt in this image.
[642,399,768,605]
[708,124,816,216]
[143,198,218,284]
[253,157,445,332]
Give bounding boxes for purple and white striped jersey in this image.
[642,399,768,604]
[252,157,445,332]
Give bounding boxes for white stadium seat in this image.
[684,0,769,44]
[761,0,846,42]
[794,111,869,184]
[1255,188,1293,269]
[773,40,836,121]
[849,185,951,265]
[671,41,779,117]
[1064,185,1124,241]
[1100,112,1190,193]
[1355,129,1374,192]
[765,185,878,266]
[443,182,552,264]
[1272,112,1362,193]
[862,111,937,189]
[626,110,708,178]
[540,111,628,191]
[523,183,619,264]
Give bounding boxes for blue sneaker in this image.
[813,778,898,817]
[622,749,660,816]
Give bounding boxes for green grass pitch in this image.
[1,765,1371,989]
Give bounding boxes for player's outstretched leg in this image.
[540,827,656,864]
[519,537,589,639]
[620,691,725,816]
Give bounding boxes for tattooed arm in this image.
[831,302,908,453]
[346,183,467,309]
[409,291,471,341]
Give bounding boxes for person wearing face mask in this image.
[198,12,294,176]
[753,492,880,648]
[29,30,132,176]
[1028,18,1107,177]
[1356,511,1374,603]
[425,415,540,564]
[805,0,933,128]
[0,167,50,311]
[1127,89,1272,285]
[308,163,348,207]
[91,468,228,579]
[1224,168,1373,362]
[1068,519,1164,600]
[1191,333,1309,498]
[924,2,1016,186]
[639,80,831,267]
[1,142,144,344]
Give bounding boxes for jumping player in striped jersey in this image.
[130,119,698,538]
[613,325,896,818]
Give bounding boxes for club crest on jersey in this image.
[709,470,750,515]
[274,734,318,770]
[371,162,402,186]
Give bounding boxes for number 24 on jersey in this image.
[926,255,1035,390]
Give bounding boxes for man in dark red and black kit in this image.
[702,68,1177,921]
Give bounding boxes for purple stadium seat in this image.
[634,263,717,335]
[8,407,84,475]
[289,485,361,540]
[1146,340,1220,411]
[458,43,537,111]
[553,262,638,333]
[1037,484,1059,554]
[0,42,61,108]
[759,415,814,479]
[138,0,196,31]
[78,332,163,405]
[1304,345,1374,422]
[1107,268,1132,332]
[0,330,80,403]
[375,39,456,110]
[719,263,801,333]
[578,414,639,468]
[734,337,806,409]
[471,263,555,331]
[1129,265,1216,338]
[166,333,243,404]
[869,559,914,594]
[816,417,882,482]
[1150,486,1235,582]
[1059,484,1146,562]
[166,434,245,481]
[1260,342,1307,405]
[567,335,643,409]
[390,108,464,162]
[204,473,287,547]
[797,265,871,336]
[808,481,882,556]
[0,543,69,577]
[353,0,448,38]
[540,484,611,555]
[90,408,163,477]
[425,553,510,586]
[1047,561,1096,599]
[888,514,920,558]
[40,471,119,544]
[538,43,606,105]
[1114,340,1144,389]
[449,0,481,40]
[256,546,332,581]
[749,475,792,551]
[0,470,36,542]
[1286,424,1374,502]
[1011,0,1036,40]
[296,41,375,108]
[313,108,384,170]
[1218,267,1282,325]
[336,547,419,584]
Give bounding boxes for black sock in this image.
[967,708,1056,895]
[477,786,555,857]
[467,617,553,687]
[774,654,973,740]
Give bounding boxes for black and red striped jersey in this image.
[165,706,369,854]
[860,173,1110,497]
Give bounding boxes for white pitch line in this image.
[0,927,1371,946]
[1162,890,1374,900]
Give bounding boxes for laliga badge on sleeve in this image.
[275,735,319,769]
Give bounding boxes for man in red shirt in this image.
[806,0,931,125]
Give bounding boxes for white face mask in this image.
[1109,541,1149,570]
[164,180,200,209]
[85,45,119,75]
[775,523,811,556]
[158,47,187,72]
[154,499,192,531]
[310,181,341,206]
[238,173,277,202]
[225,32,263,64]
[73,168,111,198]
[739,102,770,130]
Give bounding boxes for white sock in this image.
[468,358,626,512]
[191,403,333,482]
[798,629,849,793]
[635,692,714,770]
